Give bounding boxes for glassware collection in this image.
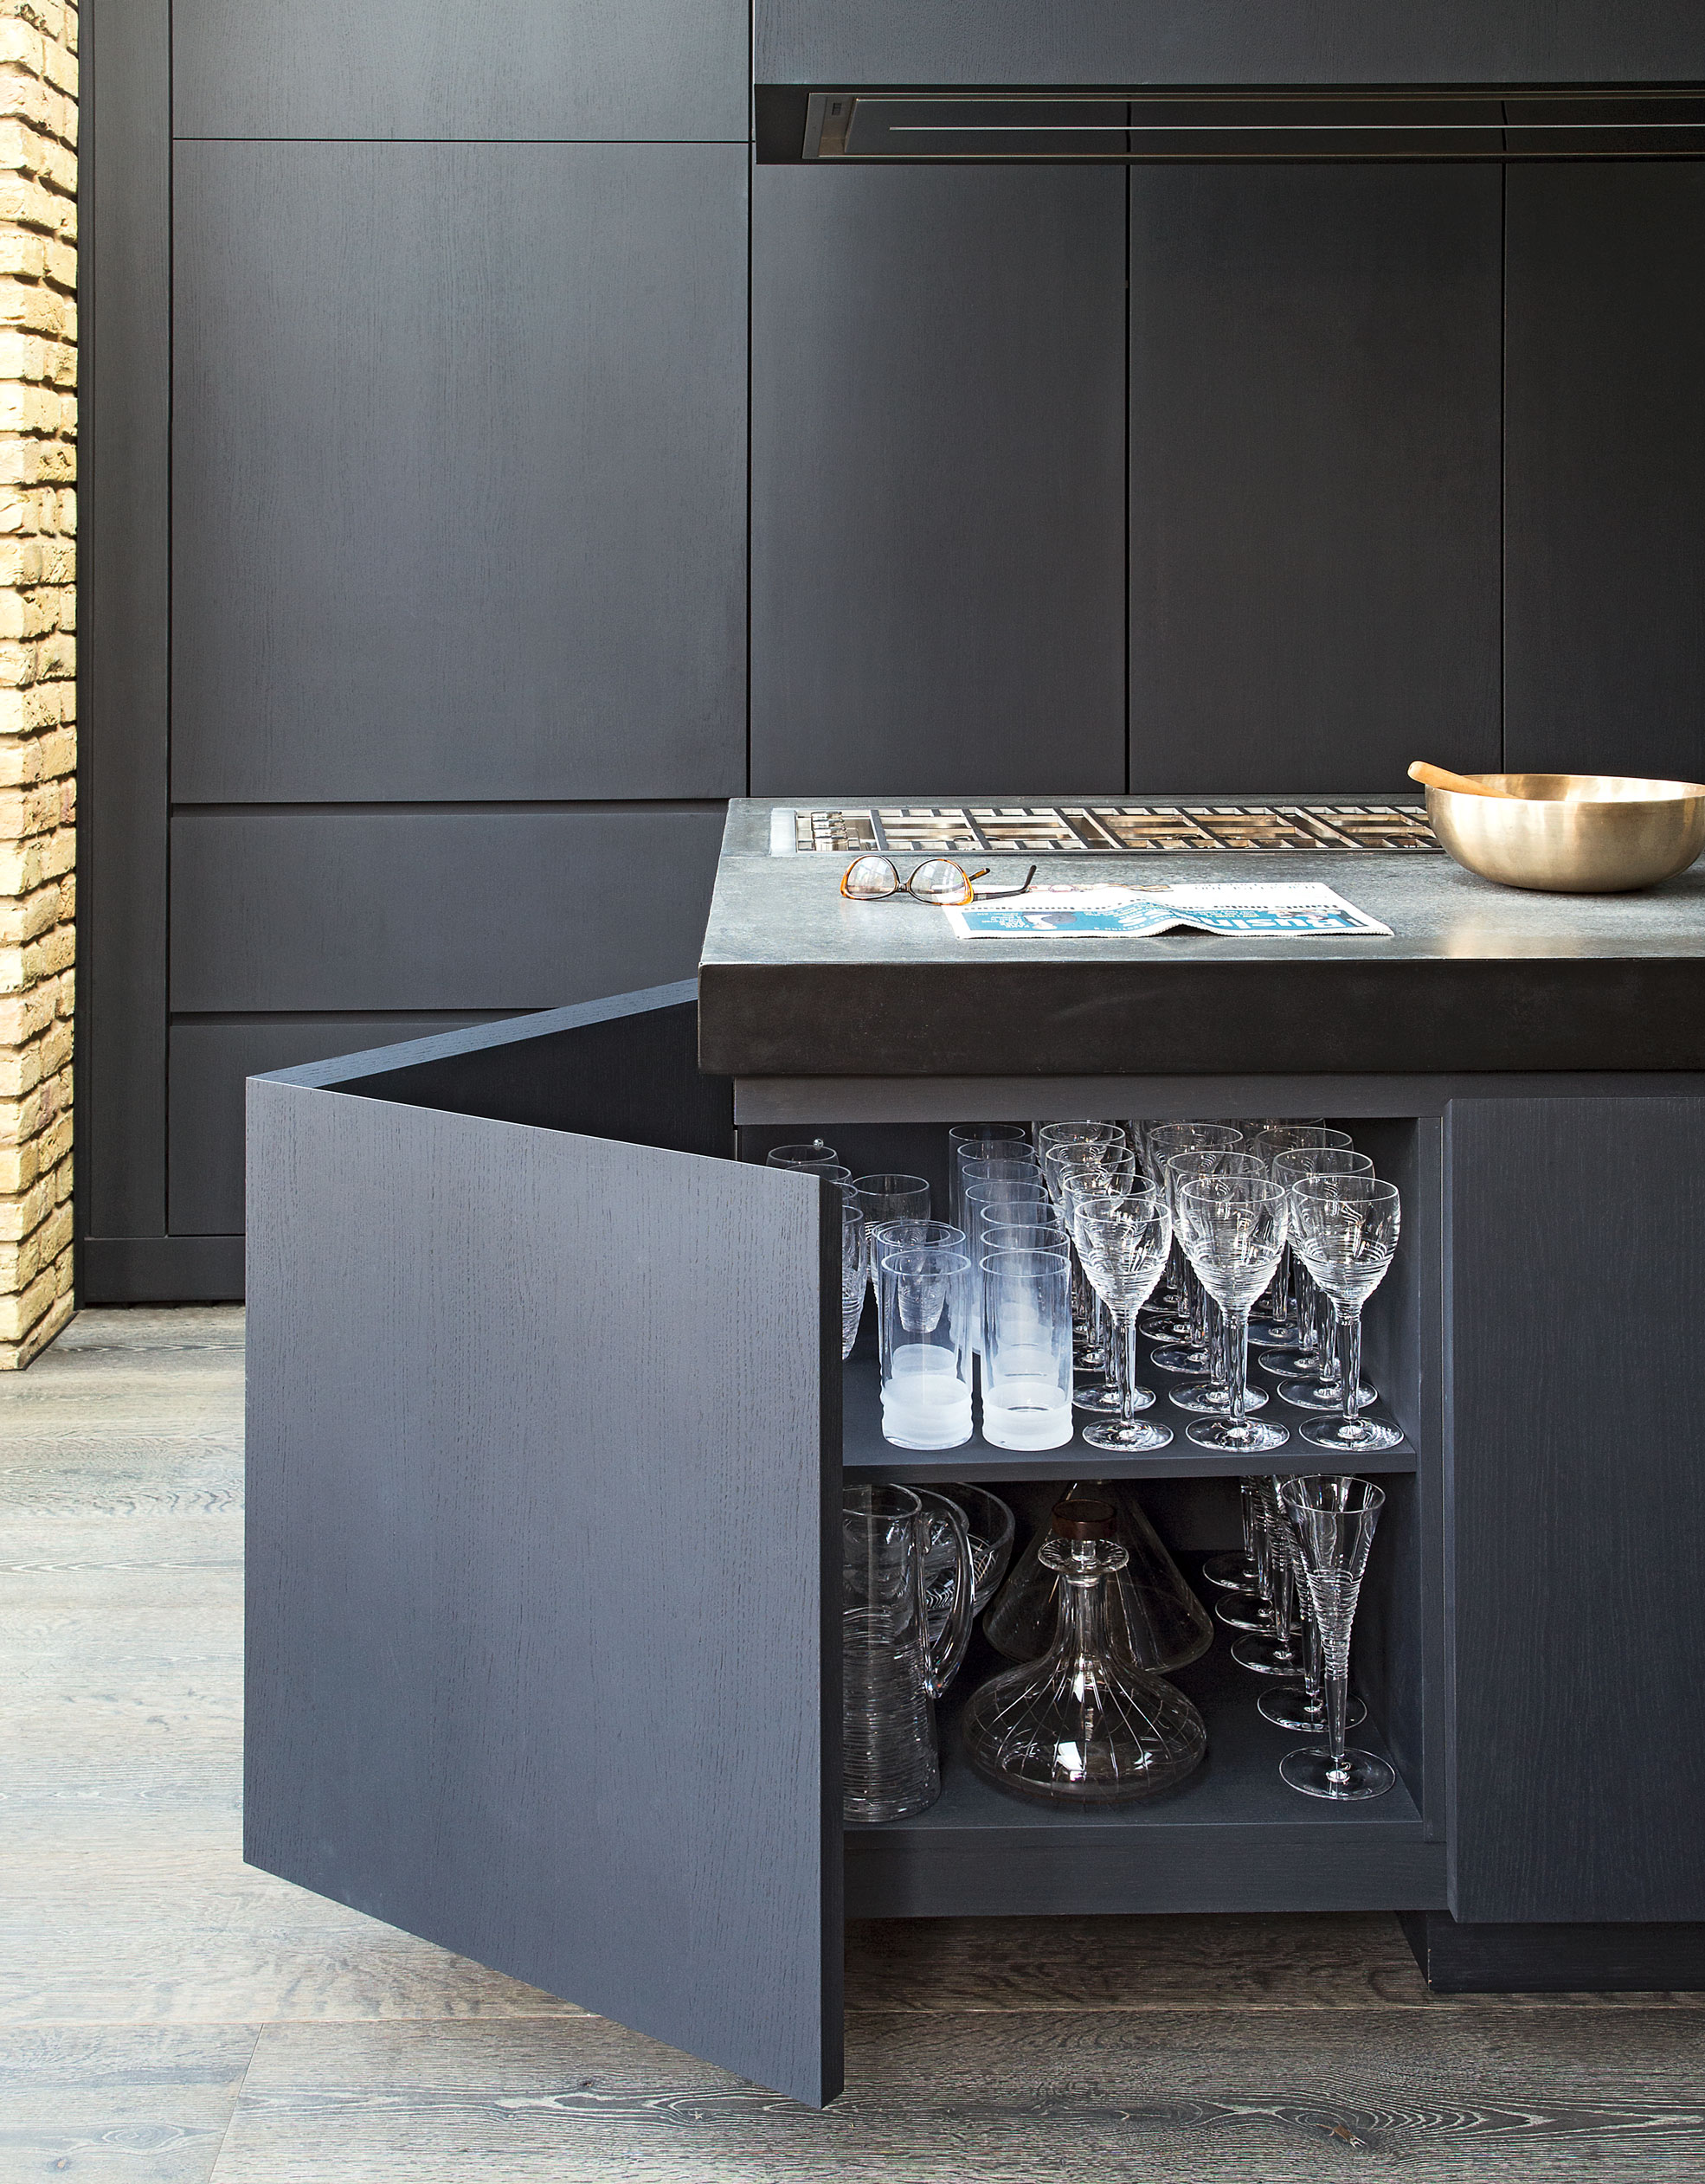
[815,1114,1405,1822]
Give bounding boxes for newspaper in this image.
[943,881,1393,941]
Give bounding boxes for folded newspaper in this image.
[943,881,1393,940]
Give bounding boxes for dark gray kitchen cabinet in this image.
[246,977,1705,2105]
[1503,164,1705,787]
[174,0,750,143]
[246,990,842,2107]
[169,1017,503,1236]
[754,0,1705,89]
[1445,1094,1705,1923]
[750,166,1127,797]
[169,808,725,1012]
[172,141,747,804]
[1128,165,1502,795]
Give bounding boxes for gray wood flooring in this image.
[3,1307,1702,2181]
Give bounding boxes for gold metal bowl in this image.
[1424,773,1705,894]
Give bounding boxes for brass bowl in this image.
[1425,773,1705,894]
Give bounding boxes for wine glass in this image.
[1173,1176,1290,1455]
[1256,1491,1368,1736]
[1229,1477,1309,1679]
[1154,1153,1271,1414]
[1058,1155,1139,1412]
[1140,1124,1243,1338]
[1073,1185,1173,1450]
[1277,1475,1393,1799]
[1245,1127,1353,1347]
[840,1200,868,1360]
[1288,1176,1402,1454]
[1264,1148,1374,1403]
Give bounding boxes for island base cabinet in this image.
[243,986,1705,2106]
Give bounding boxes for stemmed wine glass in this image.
[840,1200,869,1359]
[1264,1147,1374,1404]
[1155,1153,1271,1416]
[1256,1478,1367,1735]
[1288,1176,1403,1454]
[1058,1149,1138,1414]
[1277,1475,1392,1799]
[1245,1127,1352,1347]
[1173,1176,1290,1455]
[1139,1124,1242,1337]
[1072,1183,1173,1451]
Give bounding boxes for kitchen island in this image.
[242,794,1705,2109]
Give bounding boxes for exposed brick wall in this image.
[0,0,74,1366]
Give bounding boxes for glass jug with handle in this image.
[842,1482,975,1821]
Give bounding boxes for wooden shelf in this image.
[846,1631,1440,1918]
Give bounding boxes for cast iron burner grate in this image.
[792,802,1440,856]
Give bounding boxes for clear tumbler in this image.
[878,1245,974,1449]
[980,1246,1074,1449]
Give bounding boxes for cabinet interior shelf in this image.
[846,1634,1440,1918]
[840,1351,1419,1483]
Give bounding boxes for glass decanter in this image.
[963,1501,1207,1805]
[982,1480,1213,1672]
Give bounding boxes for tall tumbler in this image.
[980,1245,1074,1449]
[878,1245,974,1449]
[843,1483,975,1821]
[949,1124,1031,1237]
[964,1176,1050,1352]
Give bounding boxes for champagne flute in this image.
[1277,1475,1392,1799]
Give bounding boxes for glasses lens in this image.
[841,856,899,900]
[908,859,973,905]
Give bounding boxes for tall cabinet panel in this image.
[1446,1095,1705,1922]
[172,141,748,802]
[1129,166,1502,793]
[1504,164,1705,783]
[84,0,751,1299]
[175,0,749,140]
[751,167,1127,796]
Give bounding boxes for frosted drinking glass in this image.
[980,1247,1073,1449]
[878,1246,974,1449]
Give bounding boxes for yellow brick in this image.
[0,1172,54,1241]
[0,1254,57,1338]
[2,1278,71,1365]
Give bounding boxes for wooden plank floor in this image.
[3,1306,1702,2181]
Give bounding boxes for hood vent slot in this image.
[772,89,1705,164]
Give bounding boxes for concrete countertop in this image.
[698,798,1705,1077]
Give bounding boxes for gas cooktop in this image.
[784,801,1440,857]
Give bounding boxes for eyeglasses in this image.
[840,856,1039,907]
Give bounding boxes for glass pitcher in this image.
[843,1482,975,1821]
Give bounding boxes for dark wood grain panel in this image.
[750,166,1126,797]
[172,142,746,802]
[1446,1095,1705,1922]
[244,1062,840,2104]
[175,0,749,141]
[1129,164,1502,794]
[168,1016,503,1236]
[168,808,725,1012]
[1504,165,1705,784]
[755,0,1705,87]
[81,0,171,1243]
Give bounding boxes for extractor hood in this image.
[756,87,1705,164]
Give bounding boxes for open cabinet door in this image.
[244,986,842,2104]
